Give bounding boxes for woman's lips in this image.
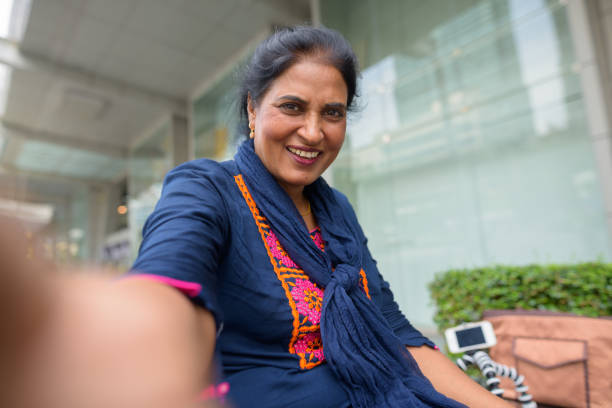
[286,146,321,165]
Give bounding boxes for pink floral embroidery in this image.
[311,228,325,251]
[294,332,324,361]
[291,278,324,325]
[266,230,297,268]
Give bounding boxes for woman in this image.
[130,26,512,407]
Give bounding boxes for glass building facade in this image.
[321,0,612,326]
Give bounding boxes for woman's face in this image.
[248,59,348,195]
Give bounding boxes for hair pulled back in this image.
[238,26,359,137]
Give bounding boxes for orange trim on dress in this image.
[359,269,371,300]
[234,175,301,357]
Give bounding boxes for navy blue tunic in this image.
[131,158,435,408]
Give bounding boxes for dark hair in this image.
[238,25,359,137]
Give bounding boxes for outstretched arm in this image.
[0,218,217,408]
[408,345,514,408]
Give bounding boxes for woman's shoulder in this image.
[168,158,233,176]
[158,159,239,207]
[328,187,366,239]
[166,158,236,182]
[330,187,349,203]
[329,187,354,213]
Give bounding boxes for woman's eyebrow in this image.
[325,102,347,110]
[276,95,307,104]
[275,95,346,110]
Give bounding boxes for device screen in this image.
[456,326,486,347]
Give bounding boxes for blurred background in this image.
[0,0,611,330]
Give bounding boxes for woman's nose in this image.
[298,113,324,145]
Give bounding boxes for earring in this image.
[249,123,255,139]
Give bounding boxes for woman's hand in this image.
[408,345,515,408]
[0,217,217,408]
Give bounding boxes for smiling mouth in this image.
[287,146,321,159]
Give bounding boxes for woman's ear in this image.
[247,94,256,125]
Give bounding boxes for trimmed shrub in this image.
[428,263,612,333]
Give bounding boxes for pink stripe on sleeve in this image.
[127,274,202,297]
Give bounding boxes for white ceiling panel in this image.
[123,0,222,53]
[104,35,189,78]
[103,32,157,66]
[25,0,71,37]
[180,55,215,79]
[221,2,267,37]
[124,2,175,38]
[179,0,238,23]
[17,27,48,55]
[61,16,117,70]
[4,0,310,185]
[3,72,53,126]
[9,70,54,96]
[142,15,213,53]
[83,0,138,27]
[22,0,82,59]
[195,27,250,62]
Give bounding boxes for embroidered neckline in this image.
[234,175,369,370]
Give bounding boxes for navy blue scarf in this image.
[235,139,465,408]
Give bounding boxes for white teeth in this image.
[288,147,320,159]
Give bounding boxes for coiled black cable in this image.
[456,350,537,408]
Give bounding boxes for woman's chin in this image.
[275,175,319,194]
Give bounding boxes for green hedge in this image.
[428,263,612,332]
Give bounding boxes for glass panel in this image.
[42,184,90,264]
[128,121,173,260]
[14,140,125,180]
[69,187,89,259]
[192,53,252,161]
[323,0,612,327]
[193,72,240,161]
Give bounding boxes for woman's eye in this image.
[324,109,345,119]
[280,103,301,113]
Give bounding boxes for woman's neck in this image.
[280,183,316,230]
[281,184,307,212]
